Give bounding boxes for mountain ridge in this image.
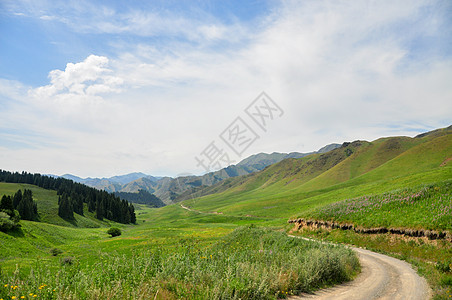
[58,144,342,204]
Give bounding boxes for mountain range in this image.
[59,143,341,204]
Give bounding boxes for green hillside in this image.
[0,182,112,228]
[183,127,452,224]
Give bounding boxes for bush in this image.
[107,227,122,237]
[0,210,20,232]
[50,248,63,256]
[436,260,452,273]
[61,257,75,266]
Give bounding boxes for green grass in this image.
[310,179,452,230]
[0,128,451,299]
[0,226,359,300]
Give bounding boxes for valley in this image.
[0,126,451,299]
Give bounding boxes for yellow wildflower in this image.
[11,297,16,300]
[21,297,25,299]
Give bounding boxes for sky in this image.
[0,0,451,178]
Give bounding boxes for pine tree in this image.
[129,204,136,224]
[0,195,14,211]
[16,189,38,221]
[96,198,104,220]
[13,190,22,209]
[58,193,74,220]
[71,192,84,216]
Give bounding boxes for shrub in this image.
[61,257,75,266]
[435,260,452,273]
[107,227,122,237]
[50,248,63,256]
[0,210,20,232]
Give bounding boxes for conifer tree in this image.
[17,189,38,221]
[58,193,74,220]
[0,195,14,211]
[13,190,22,209]
[96,198,104,220]
[129,204,136,224]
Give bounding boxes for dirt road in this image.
[179,205,431,299]
[293,246,431,300]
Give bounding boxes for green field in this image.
[0,187,358,299]
[1,127,451,299]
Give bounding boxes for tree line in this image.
[0,189,38,232]
[0,170,136,224]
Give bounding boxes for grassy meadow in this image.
[0,193,359,299]
[0,128,451,299]
[0,225,359,300]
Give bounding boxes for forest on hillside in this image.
[0,170,136,224]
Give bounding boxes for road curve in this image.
[179,205,431,299]
[292,246,431,300]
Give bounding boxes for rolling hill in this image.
[181,126,452,221]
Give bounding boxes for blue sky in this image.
[0,0,451,178]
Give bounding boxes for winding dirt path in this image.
[179,205,431,299]
[292,245,431,300]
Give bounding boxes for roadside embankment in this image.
[289,218,452,242]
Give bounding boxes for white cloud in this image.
[4,0,250,45]
[31,55,123,103]
[1,0,451,177]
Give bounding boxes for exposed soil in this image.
[289,218,452,242]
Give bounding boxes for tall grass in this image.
[0,227,359,299]
[313,180,452,230]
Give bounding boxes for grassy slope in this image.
[184,130,452,225]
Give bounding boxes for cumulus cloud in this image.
[31,55,123,102]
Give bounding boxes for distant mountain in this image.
[59,173,161,193]
[237,152,311,171]
[317,143,341,153]
[109,172,158,185]
[144,144,341,204]
[58,144,341,205]
[61,174,84,182]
